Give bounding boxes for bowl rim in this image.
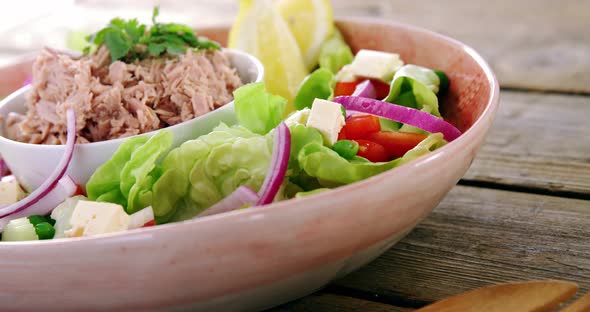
[0,17,500,246]
[0,48,264,150]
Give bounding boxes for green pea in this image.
[34,222,55,240]
[28,215,48,226]
[333,140,359,160]
[434,70,450,94]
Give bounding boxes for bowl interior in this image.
[200,20,493,133]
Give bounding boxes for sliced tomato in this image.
[354,139,389,162]
[370,79,391,99]
[142,220,156,227]
[74,184,86,196]
[365,131,428,158]
[334,81,360,97]
[340,115,381,140]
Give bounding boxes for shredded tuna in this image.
[3,47,243,144]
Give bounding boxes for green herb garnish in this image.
[84,6,221,63]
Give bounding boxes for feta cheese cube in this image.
[66,200,130,237]
[306,99,345,145]
[0,181,25,205]
[349,49,404,82]
[334,64,356,82]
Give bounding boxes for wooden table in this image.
[272,0,590,310]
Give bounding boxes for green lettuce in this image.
[383,65,442,133]
[152,124,272,222]
[318,29,354,74]
[86,131,173,213]
[234,82,286,135]
[293,68,334,111]
[297,132,446,186]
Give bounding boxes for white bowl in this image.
[0,49,263,191]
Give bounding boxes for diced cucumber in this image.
[2,218,39,242]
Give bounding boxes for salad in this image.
[0,5,460,242]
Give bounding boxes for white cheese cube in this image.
[66,200,130,237]
[334,64,357,82]
[306,99,345,146]
[349,49,404,82]
[0,181,25,205]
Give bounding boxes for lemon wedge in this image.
[276,0,334,70]
[229,0,308,109]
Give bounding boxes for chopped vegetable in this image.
[0,108,76,220]
[334,81,360,97]
[354,139,389,162]
[128,206,155,229]
[332,140,359,159]
[352,80,377,99]
[152,124,273,222]
[257,123,291,205]
[333,96,461,142]
[234,82,287,135]
[340,115,381,140]
[198,186,259,217]
[294,68,334,110]
[0,158,7,179]
[2,217,38,241]
[435,70,450,94]
[365,131,429,159]
[393,64,441,94]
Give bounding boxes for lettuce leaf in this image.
[152,124,272,222]
[293,68,334,110]
[234,82,287,135]
[318,29,354,74]
[86,135,150,207]
[86,131,173,214]
[383,65,442,133]
[297,132,446,186]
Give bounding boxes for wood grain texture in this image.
[337,0,590,93]
[272,292,412,312]
[463,90,590,196]
[332,185,590,305]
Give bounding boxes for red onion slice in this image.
[128,206,155,229]
[0,108,76,218]
[333,96,461,142]
[0,158,7,179]
[0,175,77,230]
[198,185,259,218]
[352,80,377,99]
[256,123,291,205]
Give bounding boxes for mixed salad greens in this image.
[0,5,461,242]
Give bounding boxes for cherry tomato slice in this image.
[334,81,360,97]
[142,220,156,227]
[340,115,381,140]
[365,131,428,158]
[370,79,392,99]
[354,139,389,162]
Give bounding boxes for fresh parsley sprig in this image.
[84,6,221,63]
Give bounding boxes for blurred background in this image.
[0,0,587,92]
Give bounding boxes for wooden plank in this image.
[344,0,590,93]
[463,90,590,196]
[331,185,590,304]
[272,292,412,312]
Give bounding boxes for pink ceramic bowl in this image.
[0,18,499,311]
